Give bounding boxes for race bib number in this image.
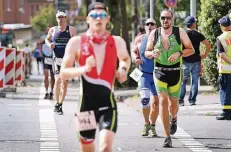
[129,68,143,82]
[44,57,53,65]
[42,44,53,57]
[55,58,63,66]
[76,110,97,131]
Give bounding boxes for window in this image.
[19,0,24,13]
[7,0,11,12]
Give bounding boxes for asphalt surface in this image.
[0,60,230,152]
[0,80,231,152]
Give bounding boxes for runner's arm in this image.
[132,36,141,61]
[114,36,131,73]
[60,36,87,80]
[70,26,77,37]
[45,27,54,48]
[180,27,194,57]
[145,30,156,59]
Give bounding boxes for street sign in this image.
[164,0,177,8]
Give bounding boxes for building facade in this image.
[0,0,55,24]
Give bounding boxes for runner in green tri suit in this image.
[145,9,194,148]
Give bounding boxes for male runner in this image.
[45,10,76,115]
[145,9,194,147]
[40,25,55,99]
[132,18,159,137]
[60,2,131,152]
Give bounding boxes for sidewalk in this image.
[26,75,215,97]
[122,88,220,116]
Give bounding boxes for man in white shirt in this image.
[23,44,32,78]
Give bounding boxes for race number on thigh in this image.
[76,110,97,131]
[55,57,63,66]
[44,57,53,65]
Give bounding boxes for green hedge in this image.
[199,0,231,87]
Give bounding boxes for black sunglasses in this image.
[160,16,172,21]
[146,22,155,26]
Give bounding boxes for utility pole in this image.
[190,0,196,17]
[150,0,154,18]
[0,22,4,47]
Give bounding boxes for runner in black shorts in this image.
[45,10,76,115]
[145,9,194,147]
[41,25,55,99]
[59,2,131,151]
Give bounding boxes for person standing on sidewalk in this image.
[45,10,76,115]
[216,16,231,120]
[41,25,55,100]
[145,9,194,147]
[23,44,32,78]
[132,18,159,137]
[33,42,43,75]
[179,16,211,106]
[60,2,131,151]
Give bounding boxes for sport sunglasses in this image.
[89,12,108,19]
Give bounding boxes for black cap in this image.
[218,16,231,27]
[88,2,107,14]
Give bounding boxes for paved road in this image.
[0,81,231,152]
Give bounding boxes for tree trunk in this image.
[120,0,130,54]
[107,0,121,36]
[85,0,91,16]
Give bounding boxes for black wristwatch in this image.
[179,51,183,56]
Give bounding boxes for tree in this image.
[199,0,231,87]
[31,5,57,32]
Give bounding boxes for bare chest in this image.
[161,35,170,50]
[92,42,107,75]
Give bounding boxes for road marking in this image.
[8,104,32,106]
[174,128,212,152]
[9,108,33,110]
[180,104,221,110]
[157,117,212,152]
[39,87,59,152]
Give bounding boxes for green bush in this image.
[199,0,231,87]
[31,4,56,32]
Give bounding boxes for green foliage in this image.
[31,5,56,32]
[199,0,231,87]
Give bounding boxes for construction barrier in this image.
[4,48,16,91]
[0,47,5,90]
[0,47,27,95]
[15,50,25,83]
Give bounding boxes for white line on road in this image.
[8,104,32,106]
[174,127,212,152]
[157,117,212,152]
[39,87,60,152]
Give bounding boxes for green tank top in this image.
[154,27,182,66]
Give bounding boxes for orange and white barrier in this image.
[0,47,5,90]
[5,48,16,88]
[15,50,25,83]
